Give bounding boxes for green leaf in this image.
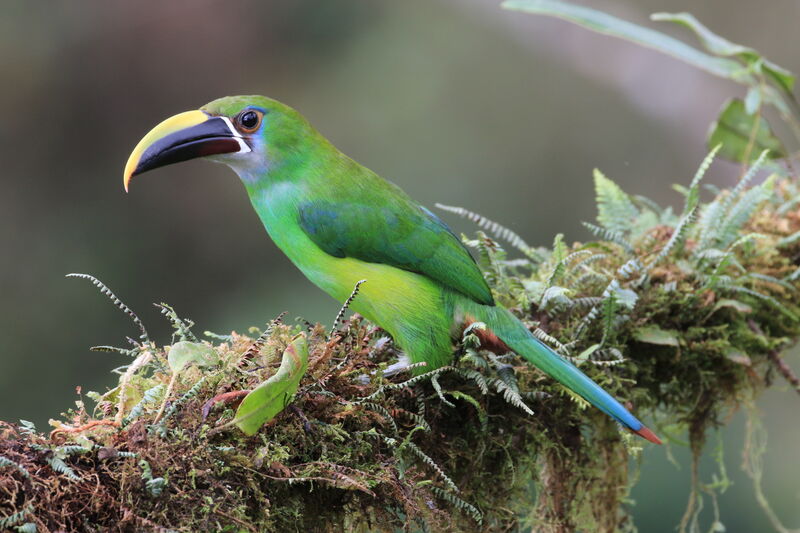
[167,341,219,372]
[501,0,749,82]
[633,326,680,347]
[712,299,753,315]
[724,347,751,366]
[707,99,785,162]
[234,335,309,436]
[651,12,795,92]
[575,343,601,362]
[744,86,761,115]
[651,12,752,57]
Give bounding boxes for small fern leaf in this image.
[330,279,367,337]
[491,378,535,416]
[0,454,30,478]
[582,222,635,254]
[715,177,775,249]
[685,145,721,212]
[594,169,638,234]
[67,273,150,344]
[0,505,32,530]
[403,440,459,493]
[362,402,399,436]
[154,303,198,342]
[648,209,697,268]
[435,203,537,258]
[431,486,483,525]
[47,456,80,481]
[730,286,798,321]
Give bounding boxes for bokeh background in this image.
[1,0,798,530]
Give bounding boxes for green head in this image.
[124,95,320,190]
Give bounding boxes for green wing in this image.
[298,199,495,306]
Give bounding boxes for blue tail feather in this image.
[471,304,660,443]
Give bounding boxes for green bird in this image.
[124,95,661,444]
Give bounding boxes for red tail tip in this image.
[631,425,662,445]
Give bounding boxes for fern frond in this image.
[430,375,456,408]
[122,384,165,427]
[242,312,287,361]
[696,198,725,251]
[616,258,643,278]
[697,150,770,250]
[402,441,459,493]
[435,203,537,259]
[715,178,775,249]
[778,230,800,247]
[546,249,593,288]
[745,273,797,293]
[685,145,721,212]
[145,477,167,497]
[0,505,32,530]
[359,366,456,402]
[594,169,639,234]
[89,345,138,356]
[153,376,209,434]
[582,222,635,254]
[459,351,490,371]
[785,267,800,282]
[491,377,534,416]
[573,271,609,287]
[362,402,399,435]
[0,454,30,478]
[430,486,483,525]
[494,363,519,393]
[402,410,432,433]
[601,291,620,345]
[47,455,80,480]
[532,327,569,355]
[648,207,698,269]
[577,278,634,339]
[454,368,489,395]
[330,279,367,337]
[67,273,150,344]
[57,445,93,456]
[566,252,607,280]
[154,303,198,342]
[540,286,573,310]
[731,150,770,200]
[729,286,798,321]
[777,196,800,215]
[569,296,603,309]
[447,391,488,432]
[203,331,234,342]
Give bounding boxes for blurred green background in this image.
[1,0,797,530]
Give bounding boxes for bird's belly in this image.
[300,251,446,330]
[253,202,454,364]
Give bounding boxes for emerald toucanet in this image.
[123,95,661,444]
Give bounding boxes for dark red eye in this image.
[239,111,260,130]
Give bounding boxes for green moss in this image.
[1,155,799,532]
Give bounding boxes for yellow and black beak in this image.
[123,110,250,191]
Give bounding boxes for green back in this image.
[297,183,495,306]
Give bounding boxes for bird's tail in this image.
[470,304,661,444]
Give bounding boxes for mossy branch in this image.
[2,156,800,532]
